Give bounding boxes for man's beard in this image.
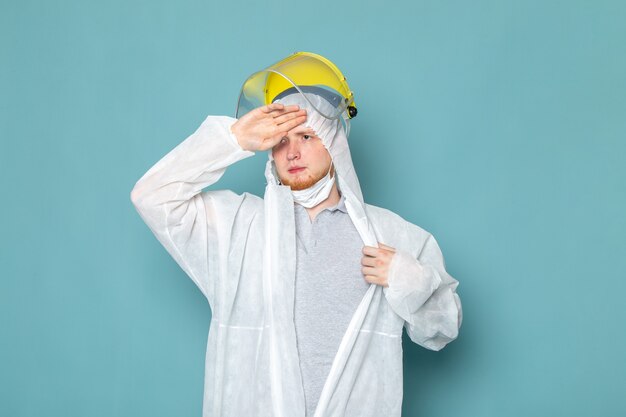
[280,164,334,191]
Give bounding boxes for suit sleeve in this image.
[130,115,255,308]
[384,230,463,351]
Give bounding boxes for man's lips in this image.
[288,166,305,173]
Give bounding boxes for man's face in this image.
[271,123,332,191]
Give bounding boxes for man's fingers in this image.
[363,274,378,283]
[361,256,377,267]
[260,103,282,113]
[362,246,379,257]
[261,103,301,114]
[277,114,307,131]
[364,275,387,287]
[267,107,303,119]
[378,242,396,252]
[361,266,378,276]
[273,109,306,125]
[260,103,285,113]
[281,104,301,112]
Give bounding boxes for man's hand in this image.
[361,242,396,287]
[231,103,307,152]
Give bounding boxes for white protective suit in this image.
[130,92,462,417]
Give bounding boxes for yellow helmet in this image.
[235,51,358,123]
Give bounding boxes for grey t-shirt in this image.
[293,193,370,417]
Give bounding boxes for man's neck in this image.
[304,182,341,222]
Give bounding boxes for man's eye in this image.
[303,135,311,140]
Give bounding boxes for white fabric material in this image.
[131,95,463,417]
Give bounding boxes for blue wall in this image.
[2,1,625,416]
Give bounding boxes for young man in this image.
[131,89,462,417]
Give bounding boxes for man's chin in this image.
[281,175,320,191]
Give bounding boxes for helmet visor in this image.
[235,52,357,121]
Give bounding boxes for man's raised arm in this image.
[130,115,255,304]
[130,105,306,307]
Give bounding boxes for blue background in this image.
[2,1,625,416]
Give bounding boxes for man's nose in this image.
[287,140,300,160]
